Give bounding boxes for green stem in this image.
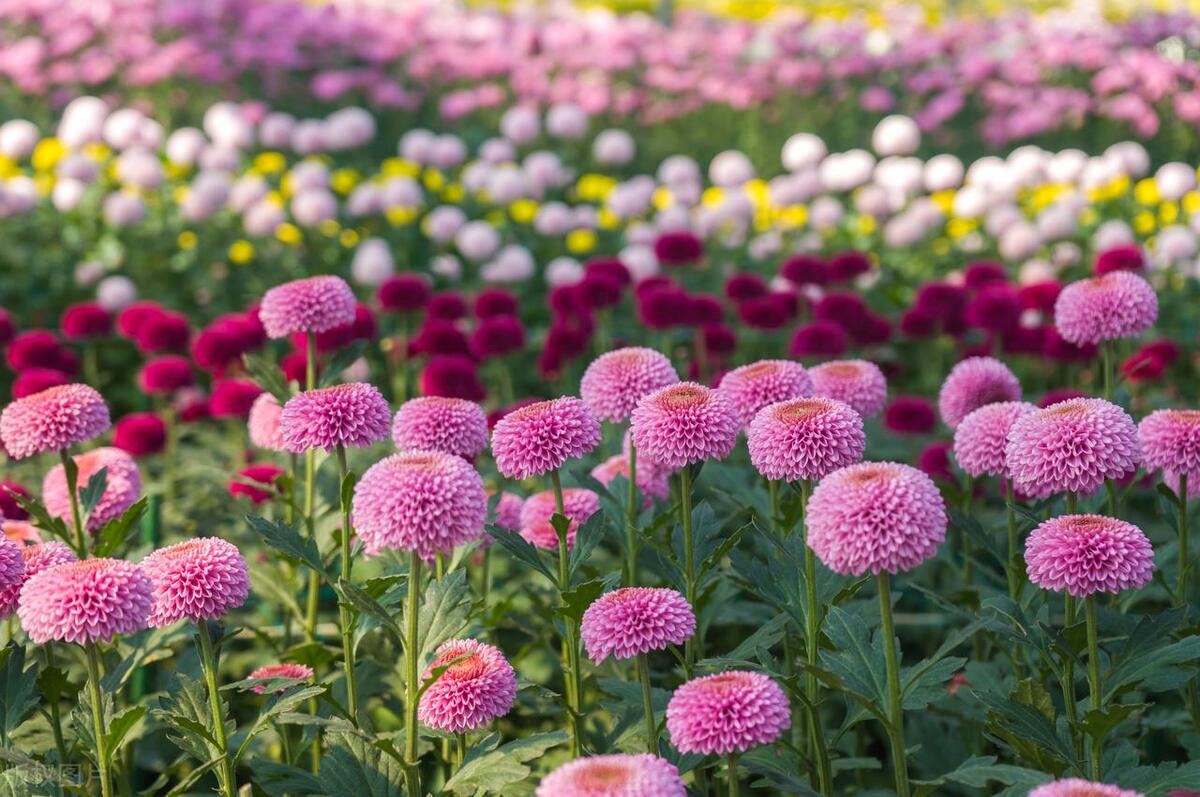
[878,573,910,797]
[455,733,466,768]
[197,623,237,797]
[960,475,974,587]
[1085,596,1103,781]
[41,646,68,764]
[625,441,639,585]
[636,653,658,755]
[84,644,112,797]
[1101,340,1113,401]
[1067,491,1078,515]
[551,470,583,758]
[60,449,87,556]
[1179,474,1190,607]
[1005,479,1021,601]
[1063,594,1082,761]
[767,478,779,536]
[726,754,740,797]
[800,480,831,794]
[336,446,359,726]
[680,467,699,665]
[404,552,423,797]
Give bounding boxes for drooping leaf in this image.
[443,731,568,796]
[334,578,403,648]
[78,466,109,518]
[415,569,473,667]
[246,514,326,575]
[103,705,147,762]
[317,727,407,797]
[92,497,149,557]
[487,524,555,584]
[821,605,888,709]
[242,351,293,401]
[557,575,618,625]
[0,645,40,737]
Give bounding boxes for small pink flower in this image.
[1139,409,1200,476]
[808,359,888,418]
[1054,271,1158,345]
[43,447,141,533]
[491,397,601,479]
[630,383,738,469]
[247,663,314,694]
[718,359,814,427]
[591,454,670,506]
[259,275,357,339]
[952,401,1037,479]
[581,587,695,662]
[580,347,679,423]
[392,397,488,459]
[536,755,686,797]
[518,488,600,549]
[937,356,1021,429]
[18,558,153,644]
[417,638,517,733]
[141,537,250,626]
[280,382,391,453]
[666,670,791,755]
[747,397,865,482]
[1,384,110,459]
[1029,778,1144,797]
[1025,515,1154,597]
[0,541,76,618]
[247,393,286,451]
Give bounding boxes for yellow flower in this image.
[228,240,254,264]
[598,208,620,230]
[566,229,597,254]
[1183,191,1200,215]
[280,172,294,198]
[1133,210,1156,235]
[318,219,341,237]
[1160,201,1179,225]
[855,215,876,235]
[932,237,951,255]
[276,223,302,245]
[83,142,111,162]
[340,229,360,248]
[1079,207,1099,227]
[331,169,360,195]
[509,199,538,224]
[946,217,977,239]
[386,206,418,226]
[652,186,673,210]
[33,173,54,195]
[442,183,465,203]
[484,209,506,227]
[164,161,191,180]
[265,191,285,208]
[422,169,445,192]
[31,138,65,173]
[1134,177,1160,206]
[173,186,189,205]
[701,186,723,207]
[177,231,198,250]
[0,156,17,179]
[930,190,956,214]
[778,205,808,229]
[576,173,616,202]
[253,152,287,174]
[381,158,421,178]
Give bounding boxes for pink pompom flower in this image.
[666,670,791,755]
[1025,515,1154,597]
[351,450,487,558]
[630,383,739,470]
[17,557,153,644]
[259,275,357,339]
[392,397,489,458]
[44,447,141,533]
[1028,779,1144,797]
[581,587,695,662]
[280,382,391,453]
[952,401,1037,479]
[536,755,686,797]
[718,360,815,428]
[491,397,601,480]
[937,356,1021,429]
[591,454,670,505]
[519,487,600,549]
[808,360,887,418]
[1139,409,1200,477]
[0,538,22,592]
[417,638,517,733]
[747,397,865,482]
[1005,398,1140,498]
[0,384,110,459]
[247,392,286,451]
[1054,271,1158,346]
[0,541,76,618]
[580,347,679,423]
[140,537,250,626]
[807,462,947,575]
[247,663,315,694]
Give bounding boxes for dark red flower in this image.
[724,273,768,302]
[298,303,377,353]
[1001,325,1045,356]
[737,294,793,330]
[420,354,485,401]
[1038,388,1087,408]
[209,379,265,419]
[914,282,968,320]
[688,294,724,325]
[473,289,519,318]
[884,396,937,435]
[0,309,13,347]
[0,481,30,520]
[229,464,284,504]
[917,440,954,482]
[853,314,893,346]
[789,321,848,358]
[377,274,430,313]
[410,319,472,358]
[814,293,869,330]
[965,285,1022,333]
[584,257,631,286]
[637,286,690,330]
[470,316,525,359]
[135,311,191,354]
[61,303,112,340]
[12,368,71,398]
[116,301,167,338]
[1042,326,1096,362]
[827,251,871,282]
[900,308,936,338]
[1017,281,1062,313]
[178,394,211,423]
[579,273,624,309]
[1094,244,1144,275]
[1121,350,1167,383]
[702,324,737,356]
[427,292,469,321]
[653,231,704,266]
[1139,338,1181,365]
[549,285,588,319]
[487,398,541,430]
[7,330,75,373]
[139,356,194,394]
[192,325,246,372]
[280,351,310,384]
[963,261,1008,289]
[113,412,166,457]
[780,254,827,286]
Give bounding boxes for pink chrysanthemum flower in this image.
[718,360,815,427]
[581,587,695,663]
[666,670,791,755]
[247,393,286,451]
[591,454,671,506]
[392,397,488,459]
[491,397,601,479]
[807,462,947,575]
[248,663,315,694]
[417,639,517,733]
[629,383,739,470]
[580,347,679,423]
[1029,778,1144,797]
[0,384,111,459]
[0,538,22,591]
[17,557,153,644]
[280,382,391,453]
[1163,468,1200,500]
[952,401,1037,479]
[937,357,1022,429]
[518,488,600,549]
[140,537,250,626]
[1025,515,1154,597]
[44,447,142,533]
[351,450,487,558]
[1005,399,1140,499]
[1054,271,1158,345]
[808,360,888,418]
[0,541,76,618]
[1139,409,1200,476]
[492,491,525,530]
[536,755,686,797]
[747,397,865,482]
[258,275,357,339]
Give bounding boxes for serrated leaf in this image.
[444,731,568,796]
[92,497,149,557]
[317,727,407,797]
[237,685,327,762]
[103,704,146,762]
[821,605,888,708]
[319,341,369,388]
[153,673,225,763]
[902,656,966,710]
[568,511,607,579]
[913,755,1051,792]
[246,514,325,575]
[1080,703,1145,742]
[0,645,40,736]
[251,759,324,796]
[1106,635,1200,699]
[78,466,108,518]
[243,351,292,401]
[415,570,473,667]
[334,578,403,648]
[487,524,556,584]
[557,576,616,625]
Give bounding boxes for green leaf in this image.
[243,351,292,401]
[973,686,1076,769]
[444,731,568,796]
[237,685,327,763]
[103,705,146,762]
[487,524,556,584]
[246,514,326,575]
[415,570,473,667]
[913,755,1052,795]
[568,511,607,579]
[557,576,617,625]
[1106,635,1200,699]
[317,727,407,797]
[319,341,369,388]
[334,578,403,648]
[1118,760,1200,795]
[251,760,323,796]
[1080,703,1146,742]
[0,645,40,736]
[78,466,109,517]
[153,673,225,763]
[821,605,888,709]
[902,656,966,710]
[741,747,823,795]
[92,497,149,557]
[10,491,73,548]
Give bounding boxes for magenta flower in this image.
[1029,779,1144,797]
[392,397,489,459]
[351,450,487,558]
[43,447,142,533]
[247,393,286,451]
[491,491,525,530]
[417,638,517,733]
[937,356,1021,429]
[666,670,791,755]
[0,541,76,618]
[1054,271,1158,346]
[0,538,22,591]
[1005,398,1140,498]
[18,558,153,644]
[717,359,814,427]
[1139,409,1200,476]
[630,383,739,469]
[952,401,1037,479]
[581,587,695,663]
[1025,515,1154,597]
[580,347,679,423]
[747,397,865,482]
[518,487,600,549]
[248,663,315,694]
[536,755,686,797]
[491,397,601,480]
[280,382,391,453]
[259,275,357,339]
[140,537,250,626]
[808,360,887,418]
[591,454,670,505]
[807,462,947,575]
[0,384,110,459]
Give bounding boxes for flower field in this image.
[3,1,1200,796]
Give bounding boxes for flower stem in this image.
[404,551,423,797]
[767,478,779,536]
[1085,595,1103,781]
[1101,340,1113,401]
[625,441,639,585]
[726,754,740,797]
[551,470,583,758]
[1005,479,1021,601]
[302,336,319,643]
[454,733,466,768]
[800,480,831,794]
[1063,594,1082,760]
[335,446,359,726]
[877,573,910,797]
[636,653,658,755]
[679,466,699,665]
[84,643,112,797]
[60,449,87,556]
[1178,474,1190,607]
[197,623,237,797]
